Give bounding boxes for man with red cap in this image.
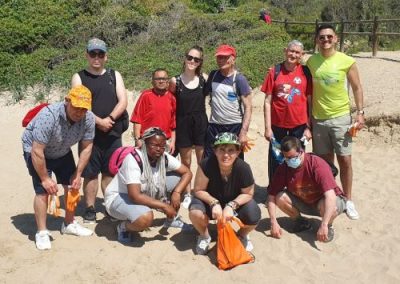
[204,44,253,158]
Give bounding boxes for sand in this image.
[1,51,400,283]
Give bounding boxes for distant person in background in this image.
[169,45,208,208]
[71,38,128,224]
[259,9,272,24]
[204,44,253,159]
[131,69,176,155]
[22,85,95,250]
[261,40,312,183]
[307,24,365,220]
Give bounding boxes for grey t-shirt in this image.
[22,102,95,159]
[205,70,252,125]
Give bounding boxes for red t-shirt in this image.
[261,64,312,129]
[130,89,176,138]
[269,154,344,204]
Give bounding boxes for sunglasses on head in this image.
[318,34,334,41]
[88,51,106,59]
[186,55,202,63]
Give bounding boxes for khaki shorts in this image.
[312,114,352,156]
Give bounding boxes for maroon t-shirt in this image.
[269,154,344,204]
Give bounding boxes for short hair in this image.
[152,68,168,78]
[287,40,304,50]
[317,24,336,35]
[281,136,302,153]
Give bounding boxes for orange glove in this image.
[242,140,255,152]
[66,188,80,212]
[47,194,61,217]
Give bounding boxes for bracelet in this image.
[108,115,115,122]
[227,201,239,210]
[210,199,220,208]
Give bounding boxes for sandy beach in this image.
[1,51,399,283]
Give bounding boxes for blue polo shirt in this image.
[22,102,95,159]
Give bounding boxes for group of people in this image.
[22,23,364,253]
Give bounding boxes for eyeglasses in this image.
[153,77,169,82]
[186,55,202,63]
[147,143,166,151]
[284,151,302,161]
[318,34,334,41]
[88,51,106,59]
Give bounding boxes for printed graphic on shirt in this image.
[277,76,302,103]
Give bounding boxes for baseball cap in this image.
[66,85,92,110]
[215,44,236,57]
[87,38,107,52]
[214,132,240,146]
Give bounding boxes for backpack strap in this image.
[130,148,143,173]
[302,65,312,86]
[232,70,244,119]
[273,62,283,81]
[208,70,219,106]
[107,68,116,87]
[174,75,182,97]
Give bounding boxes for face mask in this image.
[285,156,302,169]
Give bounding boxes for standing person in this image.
[267,136,346,242]
[22,85,95,250]
[131,68,176,154]
[169,45,208,207]
[189,132,261,255]
[261,40,312,183]
[104,127,192,243]
[307,24,365,220]
[71,38,128,224]
[203,44,253,159]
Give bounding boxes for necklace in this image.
[220,167,233,182]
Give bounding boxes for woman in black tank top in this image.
[169,45,208,207]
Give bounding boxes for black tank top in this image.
[175,75,206,116]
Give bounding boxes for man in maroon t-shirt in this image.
[267,136,346,242]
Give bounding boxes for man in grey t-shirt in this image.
[22,85,95,250]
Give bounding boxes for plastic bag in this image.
[47,194,61,217]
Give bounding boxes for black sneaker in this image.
[292,217,312,233]
[83,206,96,224]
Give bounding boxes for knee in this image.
[131,211,153,231]
[189,209,207,222]
[240,200,261,225]
[275,192,290,208]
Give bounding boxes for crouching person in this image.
[189,132,261,255]
[267,136,346,242]
[104,127,192,243]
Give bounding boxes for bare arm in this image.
[31,142,58,194]
[169,76,177,94]
[263,95,273,141]
[317,189,337,242]
[239,93,252,144]
[70,140,93,190]
[169,163,192,210]
[109,71,128,120]
[267,194,283,238]
[169,130,176,154]
[133,123,143,147]
[347,63,365,129]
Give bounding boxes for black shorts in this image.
[176,113,208,148]
[81,136,122,178]
[189,197,261,225]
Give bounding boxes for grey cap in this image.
[87,38,107,52]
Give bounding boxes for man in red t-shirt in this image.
[131,68,176,154]
[261,40,312,182]
[267,136,346,243]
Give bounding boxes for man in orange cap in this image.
[22,85,96,250]
[204,44,253,159]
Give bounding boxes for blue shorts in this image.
[23,151,76,195]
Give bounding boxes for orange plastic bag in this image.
[217,217,254,270]
[66,188,80,212]
[47,194,61,217]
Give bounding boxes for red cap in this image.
[215,44,236,57]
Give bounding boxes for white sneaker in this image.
[35,230,52,250]
[346,200,360,220]
[196,235,211,255]
[61,220,93,236]
[181,194,192,209]
[239,235,254,252]
[163,216,193,231]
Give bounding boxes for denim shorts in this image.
[24,151,75,195]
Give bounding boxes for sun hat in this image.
[215,44,236,58]
[87,38,107,52]
[66,85,92,110]
[214,132,240,146]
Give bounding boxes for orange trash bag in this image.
[66,188,80,213]
[217,217,255,270]
[47,194,61,217]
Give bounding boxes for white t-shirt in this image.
[104,150,181,210]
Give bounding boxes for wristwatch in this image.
[357,110,365,115]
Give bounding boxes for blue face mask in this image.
[285,156,302,169]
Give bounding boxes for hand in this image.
[355,114,365,130]
[222,205,235,222]
[41,177,58,195]
[162,204,177,219]
[168,141,175,155]
[270,221,283,239]
[264,128,273,142]
[97,117,114,132]
[317,223,329,242]
[238,132,249,145]
[135,139,143,148]
[211,204,223,220]
[303,127,312,141]
[170,191,181,211]
[69,174,81,190]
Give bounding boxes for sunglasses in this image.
[318,34,334,41]
[88,51,106,59]
[185,55,202,63]
[153,77,169,82]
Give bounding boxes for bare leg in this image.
[126,211,154,232]
[317,198,338,224]
[189,209,210,237]
[83,177,98,208]
[179,147,192,194]
[34,194,48,231]
[319,152,335,165]
[238,225,257,238]
[100,174,113,196]
[275,192,300,219]
[194,146,204,165]
[337,155,353,199]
